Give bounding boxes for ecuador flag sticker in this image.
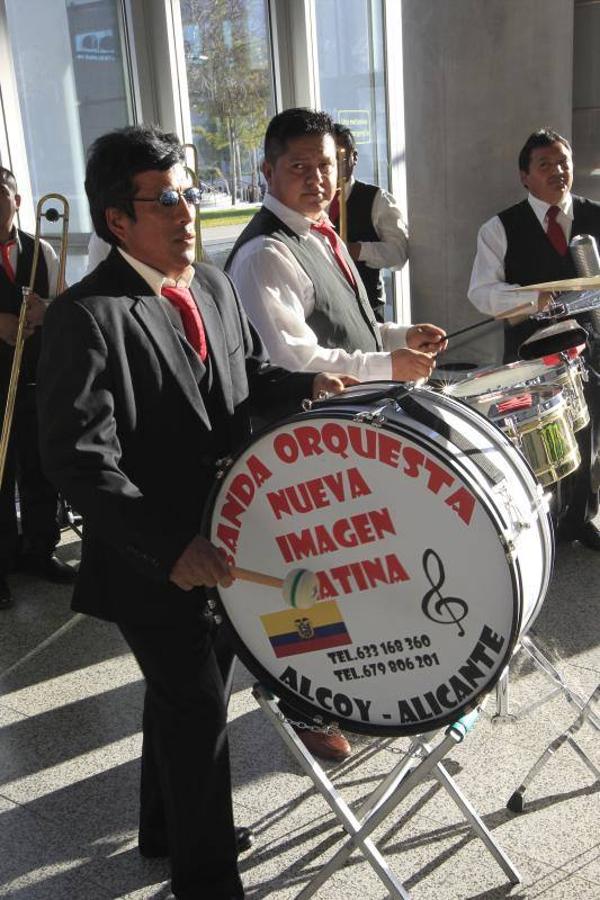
[261,600,352,658]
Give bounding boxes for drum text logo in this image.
[421,548,469,635]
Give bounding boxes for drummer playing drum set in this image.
[469,127,600,551]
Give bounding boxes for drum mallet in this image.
[231,566,319,609]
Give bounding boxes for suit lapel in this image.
[97,250,218,426]
[191,273,234,414]
[131,295,211,428]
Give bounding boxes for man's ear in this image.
[105,207,128,244]
[519,169,529,190]
[261,159,272,185]
[14,193,21,210]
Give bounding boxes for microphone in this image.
[569,234,600,366]
[570,234,600,277]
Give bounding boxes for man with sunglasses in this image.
[36,124,352,900]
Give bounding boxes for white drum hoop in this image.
[204,384,554,737]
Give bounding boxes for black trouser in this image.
[118,613,243,900]
[0,382,60,575]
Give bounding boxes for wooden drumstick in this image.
[231,566,283,589]
[231,566,320,609]
[445,300,538,341]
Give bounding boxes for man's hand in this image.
[25,292,49,329]
[390,348,436,382]
[406,323,447,355]
[0,312,34,346]
[347,241,361,261]
[312,372,360,399]
[169,535,233,592]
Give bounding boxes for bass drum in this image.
[205,383,554,736]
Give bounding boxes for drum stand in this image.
[506,680,600,813]
[494,633,600,813]
[494,631,597,722]
[253,684,521,899]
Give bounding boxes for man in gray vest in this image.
[331,123,408,322]
[227,108,446,760]
[226,108,445,387]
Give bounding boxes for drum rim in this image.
[446,358,573,400]
[203,396,535,737]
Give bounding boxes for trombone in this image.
[336,146,349,245]
[183,142,204,262]
[0,194,69,489]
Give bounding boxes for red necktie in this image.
[0,240,16,283]
[328,194,340,225]
[311,218,356,288]
[546,206,568,256]
[161,284,207,361]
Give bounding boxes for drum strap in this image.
[396,394,506,487]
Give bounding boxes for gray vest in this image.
[226,206,382,354]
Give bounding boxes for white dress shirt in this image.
[0,231,61,297]
[228,193,409,380]
[117,248,195,295]
[345,177,409,271]
[468,192,573,316]
[86,232,111,274]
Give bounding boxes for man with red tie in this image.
[226,108,445,387]
[226,108,446,760]
[36,124,352,900]
[0,166,75,609]
[468,128,600,550]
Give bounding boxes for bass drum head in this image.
[205,391,547,736]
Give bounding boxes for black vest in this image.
[226,206,381,354]
[0,230,49,385]
[499,196,600,361]
[332,181,384,317]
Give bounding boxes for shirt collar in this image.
[117,248,194,295]
[263,193,330,237]
[528,191,573,222]
[0,225,19,248]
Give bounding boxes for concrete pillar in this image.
[402,0,574,367]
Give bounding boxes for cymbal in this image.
[507,274,600,292]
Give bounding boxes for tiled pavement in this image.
[1,527,600,899]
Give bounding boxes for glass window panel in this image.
[5,0,134,282]
[573,1,600,202]
[179,0,276,268]
[315,0,388,188]
[314,0,396,320]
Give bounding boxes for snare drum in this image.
[486,387,580,486]
[447,355,589,433]
[205,383,553,737]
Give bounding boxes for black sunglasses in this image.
[130,187,202,208]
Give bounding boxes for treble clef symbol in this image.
[421,548,469,636]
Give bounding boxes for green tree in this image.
[182,0,272,204]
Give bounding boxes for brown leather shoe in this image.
[293,727,351,761]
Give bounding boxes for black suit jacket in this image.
[37,249,315,625]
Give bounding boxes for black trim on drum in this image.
[201,395,547,737]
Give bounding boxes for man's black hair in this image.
[85,124,185,246]
[518,128,572,173]
[0,166,18,194]
[333,123,357,154]
[264,108,336,165]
